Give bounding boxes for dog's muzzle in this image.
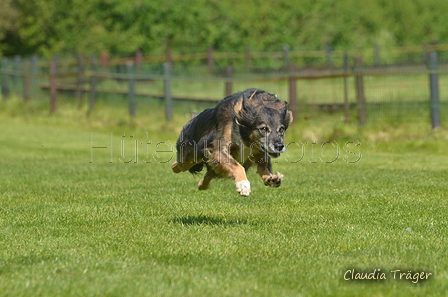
[273,142,285,152]
[258,141,286,158]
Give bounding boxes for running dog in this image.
[171,88,293,196]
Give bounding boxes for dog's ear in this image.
[285,110,293,127]
[280,101,293,126]
[233,96,244,124]
[233,96,243,114]
[245,89,262,106]
[234,95,257,126]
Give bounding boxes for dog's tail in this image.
[188,162,204,174]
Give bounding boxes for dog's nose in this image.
[274,143,284,152]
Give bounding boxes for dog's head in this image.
[234,89,293,158]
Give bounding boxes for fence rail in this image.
[1,44,447,127]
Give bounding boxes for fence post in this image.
[428,52,441,129]
[343,52,350,122]
[354,56,366,126]
[288,76,297,120]
[374,44,381,65]
[128,62,136,118]
[166,47,173,66]
[326,45,333,67]
[245,46,251,70]
[423,43,430,65]
[1,57,9,100]
[76,53,84,109]
[31,55,38,96]
[164,62,173,122]
[23,60,30,102]
[49,57,57,113]
[225,65,233,97]
[14,55,21,86]
[100,51,109,70]
[207,46,214,73]
[135,50,143,73]
[283,45,290,70]
[89,54,98,114]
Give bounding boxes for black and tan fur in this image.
[171,88,293,196]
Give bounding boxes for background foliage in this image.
[2,0,448,57]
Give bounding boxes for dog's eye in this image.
[278,127,285,133]
[259,127,269,133]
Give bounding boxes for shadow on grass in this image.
[170,215,251,226]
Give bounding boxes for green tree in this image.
[0,0,18,55]
[3,0,448,57]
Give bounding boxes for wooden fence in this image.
[7,42,448,69]
[1,44,446,128]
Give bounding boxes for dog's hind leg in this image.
[171,151,200,173]
[171,161,195,173]
[171,161,183,173]
[198,169,215,190]
[172,138,203,173]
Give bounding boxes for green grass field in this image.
[1,97,447,296]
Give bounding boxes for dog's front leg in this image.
[257,159,283,188]
[211,151,251,196]
[232,165,251,196]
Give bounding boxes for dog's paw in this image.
[171,162,181,173]
[263,172,284,187]
[198,178,210,190]
[235,180,251,196]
